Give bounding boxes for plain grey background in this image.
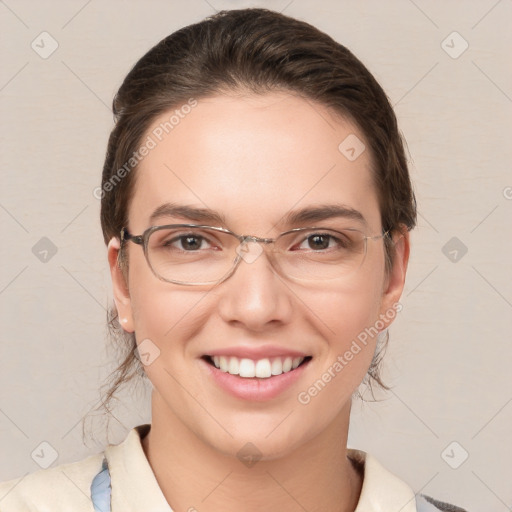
[1,1,511,510]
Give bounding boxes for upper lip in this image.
[204,345,310,359]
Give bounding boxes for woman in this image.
[0,8,466,512]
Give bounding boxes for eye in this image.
[155,230,219,251]
[292,231,353,251]
[170,234,210,251]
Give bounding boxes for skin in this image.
[108,91,409,512]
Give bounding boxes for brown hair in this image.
[97,8,417,418]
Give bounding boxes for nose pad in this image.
[235,239,265,265]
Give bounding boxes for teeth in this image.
[219,356,229,372]
[271,358,283,375]
[228,357,239,375]
[255,359,272,378]
[282,357,292,372]
[239,358,255,378]
[292,357,302,369]
[211,355,306,378]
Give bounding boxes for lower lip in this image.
[201,358,311,402]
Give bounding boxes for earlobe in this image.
[107,237,135,332]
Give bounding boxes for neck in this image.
[142,392,363,512]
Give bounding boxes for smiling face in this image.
[108,91,408,459]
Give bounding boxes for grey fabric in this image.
[416,493,468,512]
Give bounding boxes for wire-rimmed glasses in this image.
[120,224,389,286]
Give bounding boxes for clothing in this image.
[0,424,466,511]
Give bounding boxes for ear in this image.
[378,225,410,326]
[107,237,135,333]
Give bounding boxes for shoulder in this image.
[348,449,468,512]
[0,452,104,511]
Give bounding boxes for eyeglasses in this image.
[120,224,389,286]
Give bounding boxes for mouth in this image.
[202,355,313,379]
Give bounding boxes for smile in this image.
[204,355,312,378]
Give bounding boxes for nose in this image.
[216,241,293,331]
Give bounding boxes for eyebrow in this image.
[280,204,367,228]
[149,203,227,225]
[148,202,367,229]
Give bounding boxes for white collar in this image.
[348,448,416,511]
[105,424,416,511]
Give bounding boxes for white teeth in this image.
[239,358,255,377]
[292,357,302,369]
[255,359,272,378]
[228,357,239,375]
[219,356,229,372]
[282,357,293,372]
[271,358,283,375]
[210,355,306,378]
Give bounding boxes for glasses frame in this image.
[120,224,389,286]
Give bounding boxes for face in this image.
[109,91,409,459]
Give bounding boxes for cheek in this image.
[294,282,383,429]
[319,289,380,381]
[302,270,385,382]
[306,272,385,346]
[129,283,210,399]
[127,251,207,348]
[131,285,207,342]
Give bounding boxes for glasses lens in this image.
[147,226,236,284]
[145,226,373,285]
[275,227,367,281]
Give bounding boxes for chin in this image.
[198,418,320,464]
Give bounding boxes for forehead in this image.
[128,91,380,233]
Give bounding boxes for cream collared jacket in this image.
[0,424,466,512]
